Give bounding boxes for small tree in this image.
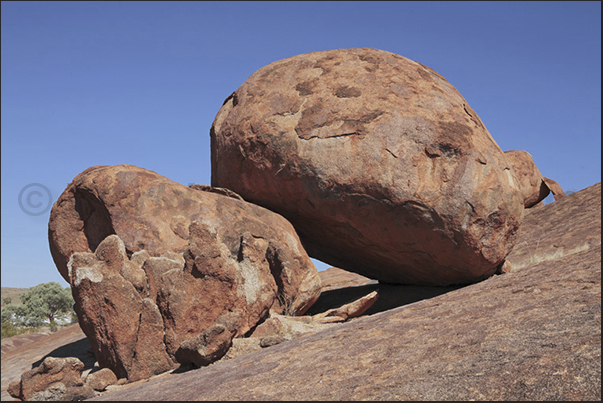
[1,304,26,325]
[1,303,42,339]
[17,282,75,330]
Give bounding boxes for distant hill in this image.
[0,288,28,307]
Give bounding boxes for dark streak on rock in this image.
[385,148,398,158]
[463,103,484,129]
[223,92,238,107]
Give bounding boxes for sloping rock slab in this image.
[1,324,92,402]
[90,183,600,401]
[317,267,374,291]
[506,182,600,271]
[90,246,601,401]
[1,333,50,356]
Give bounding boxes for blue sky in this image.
[2,1,601,288]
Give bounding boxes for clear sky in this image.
[2,1,601,288]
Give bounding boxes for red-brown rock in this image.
[85,368,117,392]
[312,290,378,323]
[154,222,280,365]
[53,165,321,381]
[67,230,289,380]
[210,48,524,286]
[543,177,567,201]
[7,356,95,401]
[504,150,550,208]
[49,164,321,315]
[0,324,95,402]
[69,235,177,382]
[69,227,316,378]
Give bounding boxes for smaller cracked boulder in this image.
[49,164,321,316]
[68,217,321,381]
[7,356,95,401]
[504,150,550,208]
[50,164,322,383]
[85,368,118,392]
[175,323,235,368]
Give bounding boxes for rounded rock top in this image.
[211,48,524,286]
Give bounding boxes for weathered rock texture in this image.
[218,314,335,362]
[543,176,567,201]
[211,47,524,286]
[312,290,378,323]
[85,368,117,392]
[7,356,95,401]
[49,165,321,381]
[317,266,374,291]
[69,231,309,381]
[49,164,321,315]
[89,182,601,401]
[504,149,550,207]
[505,182,600,271]
[1,324,95,402]
[68,235,178,382]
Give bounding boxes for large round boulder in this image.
[210,48,524,285]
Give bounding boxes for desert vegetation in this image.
[1,282,76,338]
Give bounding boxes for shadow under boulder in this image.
[306,280,462,318]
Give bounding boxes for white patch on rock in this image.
[73,266,104,287]
[237,258,263,306]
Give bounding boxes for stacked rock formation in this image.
[210,47,525,285]
[48,164,321,381]
[44,48,566,388]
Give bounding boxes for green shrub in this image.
[1,322,41,339]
